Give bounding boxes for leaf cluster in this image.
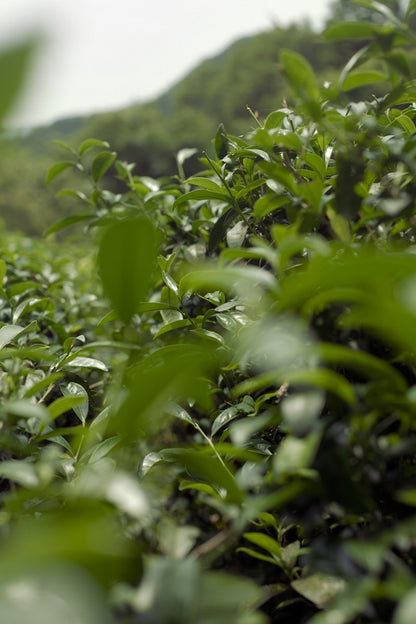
[3,2,416,622]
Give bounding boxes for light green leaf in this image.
[185,176,226,192]
[45,161,76,184]
[88,436,121,463]
[394,588,416,624]
[66,356,108,372]
[281,390,325,437]
[78,138,110,155]
[176,147,198,167]
[47,394,86,421]
[327,206,351,242]
[273,430,321,476]
[324,21,376,41]
[4,399,49,422]
[44,214,95,236]
[174,189,230,208]
[0,324,26,349]
[243,532,282,558]
[280,49,321,117]
[60,381,89,424]
[292,574,346,609]
[0,460,39,488]
[342,69,387,91]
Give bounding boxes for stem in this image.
[246,105,263,128]
[203,151,255,234]
[193,420,235,481]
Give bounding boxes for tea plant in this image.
[2,1,416,622]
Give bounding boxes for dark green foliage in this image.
[3,1,416,622]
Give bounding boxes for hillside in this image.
[0,21,358,235]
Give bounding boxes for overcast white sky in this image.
[1,0,332,127]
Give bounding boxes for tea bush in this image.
[2,1,416,622]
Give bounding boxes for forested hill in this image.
[0,19,364,235]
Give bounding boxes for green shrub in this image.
[2,1,416,622]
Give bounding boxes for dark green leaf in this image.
[91,151,117,182]
[215,123,228,159]
[208,207,239,252]
[0,39,37,125]
[97,216,159,323]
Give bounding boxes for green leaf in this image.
[215,122,228,159]
[60,381,89,424]
[45,161,75,184]
[136,301,177,313]
[176,147,198,167]
[230,413,276,446]
[160,448,243,504]
[185,176,226,192]
[97,216,159,323]
[44,214,95,236]
[258,161,297,195]
[0,259,6,286]
[318,342,407,391]
[78,138,110,156]
[88,436,121,463]
[3,399,49,422]
[274,133,303,153]
[327,206,351,242]
[385,51,411,77]
[0,324,26,349]
[281,389,325,436]
[342,69,387,91]
[65,356,108,371]
[407,0,416,18]
[153,318,193,338]
[243,532,282,558]
[91,151,117,182]
[53,139,74,152]
[346,539,386,573]
[394,588,416,624]
[0,460,39,488]
[165,402,196,426]
[324,21,376,41]
[285,368,356,406]
[178,265,276,299]
[394,114,416,136]
[264,110,287,130]
[174,189,230,208]
[212,402,253,437]
[292,574,346,609]
[273,431,321,476]
[54,189,88,200]
[236,547,279,566]
[280,49,320,117]
[254,194,288,220]
[208,207,239,252]
[47,394,86,420]
[298,179,323,211]
[303,152,326,181]
[0,39,37,125]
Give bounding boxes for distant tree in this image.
[326,0,404,24]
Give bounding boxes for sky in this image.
[0,0,332,128]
